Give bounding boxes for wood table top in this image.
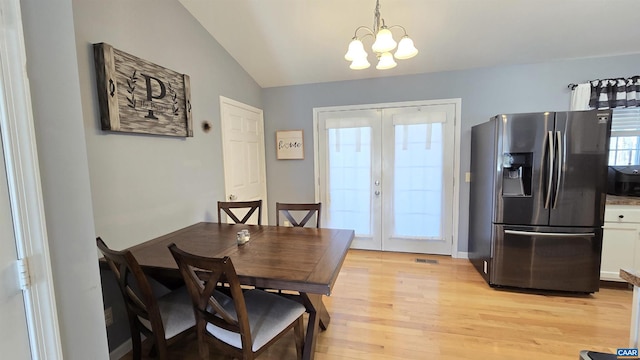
[128,222,355,295]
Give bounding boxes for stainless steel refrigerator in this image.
[469,110,612,293]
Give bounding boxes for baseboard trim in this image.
[110,339,132,360]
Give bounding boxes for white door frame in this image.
[219,96,269,224]
[0,0,63,357]
[313,98,462,257]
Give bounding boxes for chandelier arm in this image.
[386,24,409,36]
[353,26,375,39]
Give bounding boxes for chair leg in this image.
[129,319,142,360]
[154,333,169,360]
[293,316,305,360]
[197,323,209,360]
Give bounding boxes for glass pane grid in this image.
[327,127,372,235]
[393,123,443,238]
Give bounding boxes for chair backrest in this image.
[217,200,262,225]
[168,244,253,351]
[276,202,322,228]
[96,237,166,341]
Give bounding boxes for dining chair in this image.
[217,200,262,225]
[168,243,306,360]
[97,237,195,360]
[276,202,322,228]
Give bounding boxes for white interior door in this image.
[316,101,457,254]
[220,96,268,225]
[0,131,32,359]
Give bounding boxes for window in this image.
[609,108,640,166]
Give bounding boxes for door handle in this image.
[553,131,563,209]
[544,131,554,209]
[504,230,595,237]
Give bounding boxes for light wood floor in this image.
[122,249,634,360]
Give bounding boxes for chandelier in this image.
[344,0,418,70]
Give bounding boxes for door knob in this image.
[374,190,380,195]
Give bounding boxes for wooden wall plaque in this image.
[93,42,193,137]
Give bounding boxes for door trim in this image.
[0,0,63,357]
[313,98,462,257]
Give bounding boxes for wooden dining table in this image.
[126,222,354,360]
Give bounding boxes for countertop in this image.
[620,268,640,287]
[606,195,640,206]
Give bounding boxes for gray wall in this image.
[262,54,640,252]
[20,0,109,358]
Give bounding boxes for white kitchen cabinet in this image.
[601,205,640,281]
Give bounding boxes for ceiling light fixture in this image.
[344,0,418,70]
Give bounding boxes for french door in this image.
[315,102,456,254]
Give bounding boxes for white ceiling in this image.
[179,0,640,89]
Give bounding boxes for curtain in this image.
[570,83,592,110]
[570,76,640,110]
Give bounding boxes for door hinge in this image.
[17,257,31,290]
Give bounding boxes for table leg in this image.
[316,295,330,330]
[300,293,319,360]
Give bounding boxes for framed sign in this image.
[276,130,304,159]
[93,42,193,137]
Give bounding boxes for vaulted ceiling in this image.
[179,0,640,88]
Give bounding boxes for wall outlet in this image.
[104,307,113,327]
[283,220,292,227]
[465,172,472,183]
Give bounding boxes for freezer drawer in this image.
[491,225,602,292]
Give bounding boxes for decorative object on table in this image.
[276,130,304,160]
[93,42,193,137]
[236,231,248,245]
[344,0,418,70]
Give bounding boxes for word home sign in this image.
[93,42,193,137]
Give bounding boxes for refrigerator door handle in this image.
[553,131,563,209]
[504,229,595,237]
[544,130,554,209]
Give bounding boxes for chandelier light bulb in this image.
[350,56,371,70]
[394,36,418,60]
[371,27,397,53]
[376,52,397,70]
[344,39,368,61]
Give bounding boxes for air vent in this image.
[416,258,438,264]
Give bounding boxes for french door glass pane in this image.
[327,127,372,235]
[393,123,443,238]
